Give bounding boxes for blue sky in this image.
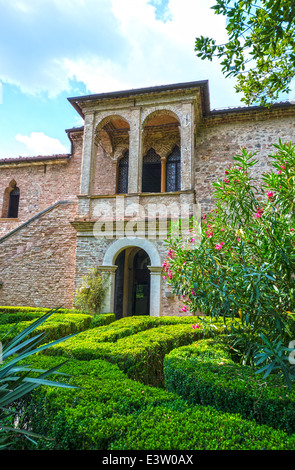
[0,0,293,159]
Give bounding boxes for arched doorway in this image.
[114,247,151,319]
[101,237,162,317]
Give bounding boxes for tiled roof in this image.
[0,154,71,164]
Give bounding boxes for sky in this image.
[0,0,293,159]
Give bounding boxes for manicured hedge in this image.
[164,338,295,434]
[0,310,116,344]
[44,316,229,386]
[0,306,116,327]
[17,355,295,450]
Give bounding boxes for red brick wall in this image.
[0,201,78,308]
[0,130,83,237]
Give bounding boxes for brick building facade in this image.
[0,80,295,317]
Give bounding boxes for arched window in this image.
[8,186,20,218]
[166,145,181,192]
[142,148,161,193]
[117,150,129,194]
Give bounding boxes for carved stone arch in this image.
[95,114,130,159]
[113,144,129,162]
[141,108,181,128]
[101,238,162,316]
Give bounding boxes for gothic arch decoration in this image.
[117,150,129,194]
[141,108,181,128]
[1,180,20,218]
[95,114,130,159]
[141,110,181,193]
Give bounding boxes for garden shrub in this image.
[0,313,93,344]
[44,316,230,386]
[164,338,295,434]
[74,267,108,314]
[164,140,295,386]
[17,355,295,451]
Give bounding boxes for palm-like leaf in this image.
[0,308,80,448]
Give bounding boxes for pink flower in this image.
[192,290,196,296]
[237,238,241,242]
[224,178,230,183]
[255,208,263,218]
[278,170,281,175]
[206,232,213,238]
[291,228,295,232]
[163,276,167,280]
[221,228,225,231]
[168,272,172,279]
[215,243,223,250]
[192,324,200,329]
[267,191,274,199]
[190,238,195,243]
[182,306,188,312]
[224,170,229,175]
[281,165,286,170]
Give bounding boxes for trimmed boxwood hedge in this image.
[17,355,295,451]
[44,316,229,386]
[0,310,116,344]
[164,338,295,434]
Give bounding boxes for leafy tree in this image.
[164,140,295,387]
[195,0,295,106]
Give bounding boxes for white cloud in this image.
[0,0,242,107]
[15,132,68,156]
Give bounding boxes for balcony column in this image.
[128,107,142,194]
[80,111,96,196]
[180,101,195,191]
[161,157,166,192]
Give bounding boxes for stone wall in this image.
[0,201,78,308]
[195,108,295,213]
[0,129,83,237]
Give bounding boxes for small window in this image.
[117,151,129,194]
[142,148,161,193]
[8,186,20,218]
[166,145,181,192]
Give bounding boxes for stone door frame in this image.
[100,237,162,317]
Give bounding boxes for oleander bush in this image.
[164,338,295,434]
[164,140,295,387]
[17,355,295,450]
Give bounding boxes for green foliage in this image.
[164,140,295,386]
[18,355,295,450]
[74,267,108,314]
[0,309,81,449]
[164,339,295,434]
[43,315,226,386]
[195,0,295,106]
